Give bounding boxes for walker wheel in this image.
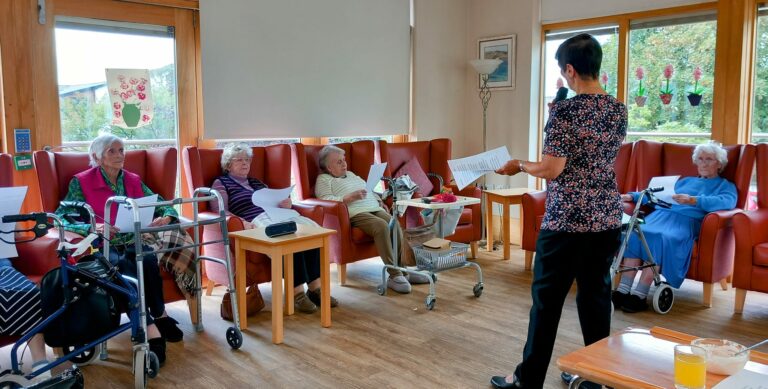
[472,283,483,297]
[133,349,147,389]
[146,352,160,379]
[377,285,386,296]
[226,327,243,349]
[569,376,587,389]
[431,273,437,282]
[62,344,100,366]
[652,283,674,314]
[425,295,436,310]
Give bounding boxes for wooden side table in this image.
[229,225,336,344]
[484,188,533,260]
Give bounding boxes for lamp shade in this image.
[470,59,502,75]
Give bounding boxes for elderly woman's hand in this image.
[95,223,120,236]
[343,189,367,204]
[149,216,172,227]
[672,194,697,206]
[278,198,292,209]
[621,194,633,202]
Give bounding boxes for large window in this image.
[752,4,768,144]
[543,26,619,119]
[626,14,717,144]
[55,18,178,151]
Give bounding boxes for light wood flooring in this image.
[3,246,768,388]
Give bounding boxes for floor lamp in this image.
[470,59,502,249]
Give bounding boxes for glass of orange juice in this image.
[674,344,707,389]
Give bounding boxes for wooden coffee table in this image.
[557,326,768,388]
[229,225,335,344]
[483,188,533,260]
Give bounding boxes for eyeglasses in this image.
[231,157,252,164]
[696,157,718,165]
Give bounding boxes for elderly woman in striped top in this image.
[315,145,430,294]
[210,143,338,313]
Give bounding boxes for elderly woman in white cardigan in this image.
[314,145,429,294]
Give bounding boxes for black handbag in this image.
[39,253,122,348]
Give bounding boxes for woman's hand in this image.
[278,198,292,209]
[343,189,367,204]
[95,223,120,235]
[242,221,255,229]
[621,194,633,202]
[672,194,697,206]
[149,216,172,227]
[495,159,522,176]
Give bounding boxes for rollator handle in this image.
[2,213,45,223]
[648,186,664,192]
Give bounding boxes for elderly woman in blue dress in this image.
[613,141,737,313]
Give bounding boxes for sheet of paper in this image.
[448,147,511,190]
[366,162,387,192]
[647,175,680,205]
[251,186,299,223]
[114,194,158,232]
[712,369,768,388]
[0,187,28,258]
[621,212,631,225]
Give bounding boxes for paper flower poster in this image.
[106,68,154,129]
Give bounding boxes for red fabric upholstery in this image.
[378,139,482,244]
[521,142,634,253]
[0,154,12,187]
[32,148,185,303]
[181,145,322,288]
[291,141,381,267]
[629,141,755,298]
[733,143,768,300]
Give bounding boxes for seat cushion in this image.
[754,243,768,267]
[394,157,434,196]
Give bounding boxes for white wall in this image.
[412,0,469,152]
[541,0,710,24]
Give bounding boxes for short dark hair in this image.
[555,33,602,80]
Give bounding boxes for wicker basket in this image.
[412,242,470,272]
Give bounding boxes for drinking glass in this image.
[674,344,707,389]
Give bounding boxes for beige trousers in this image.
[350,210,406,277]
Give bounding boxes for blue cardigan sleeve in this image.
[697,180,737,212]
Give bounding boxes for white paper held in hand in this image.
[366,162,387,192]
[251,186,299,223]
[448,146,511,190]
[0,186,28,258]
[647,175,680,205]
[114,194,158,232]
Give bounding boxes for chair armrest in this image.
[733,210,768,288]
[521,191,546,251]
[298,198,352,238]
[297,198,350,220]
[452,184,482,198]
[292,203,324,225]
[694,209,742,283]
[13,235,62,282]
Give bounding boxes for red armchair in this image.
[377,138,482,257]
[629,140,756,307]
[181,145,323,295]
[32,148,187,304]
[0,153,11,186]
[733,143,768,313]
[520,142,634,270]
[291,141,379,285]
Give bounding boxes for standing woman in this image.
[491,34,627,388]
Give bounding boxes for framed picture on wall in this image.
[478,35,516,89]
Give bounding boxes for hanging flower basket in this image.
[635,95,647,107]
[660,93,673,105]
[687,93,702,106]
[659,64,674,105]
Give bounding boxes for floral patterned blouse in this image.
[541,94,627,233]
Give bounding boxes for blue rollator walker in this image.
[376,173,484,311]
[611,186,675,315]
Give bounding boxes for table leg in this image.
[270,249,284,344]
[321,237,331,328]
[486,194,494,252]
[284,253,294,316]
[502,199,510,260]
[235,241,248,330]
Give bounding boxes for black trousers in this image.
[109,244,166,323]
[514,228,621,388]
[293,248,321,287]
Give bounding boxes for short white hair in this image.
[692,141,728,173]
[318,145,345,172]
[221,142,253,173]
[89,133,124,167]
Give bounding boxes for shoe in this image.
[149,337,166,366]
[155,316,184,343]
[611,290,629,309]
[490,374,522,389]
[306,288,339,308]
[386,275,412,294]
[294,291,318,313]
[621,294,649,313]
[405,271,431,284]
[29,360,51,384]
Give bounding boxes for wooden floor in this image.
[3,247,768,388]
